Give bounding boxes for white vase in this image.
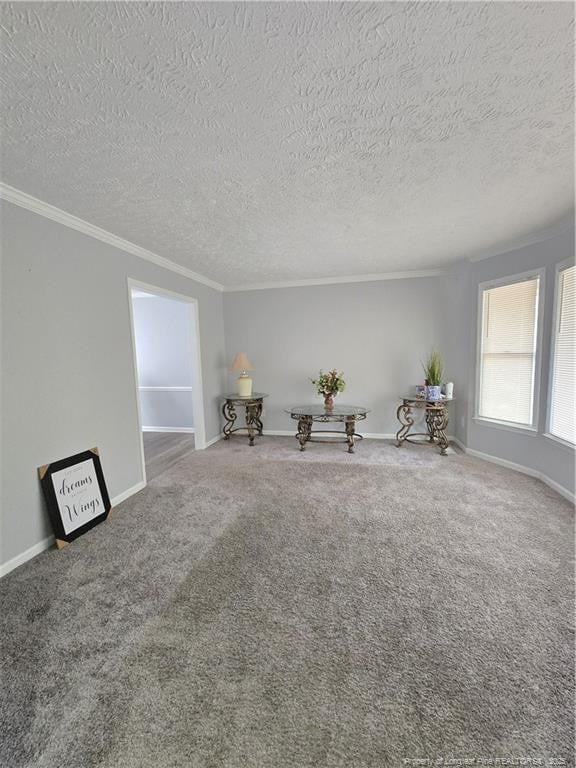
[445,382,454,399]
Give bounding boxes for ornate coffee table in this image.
[286,404,369,453]
[222,393,268,446]
[395,395,453,455]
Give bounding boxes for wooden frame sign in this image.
[38,448,111,547]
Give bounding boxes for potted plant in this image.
[311,369,346,410]
[422,351,443,401]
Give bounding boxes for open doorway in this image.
[127,279,206,484]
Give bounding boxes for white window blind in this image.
[478,276,540,426]
[549,264,576,444]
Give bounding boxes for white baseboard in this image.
[0,535,56,579]
[3,435,570,579]
[540,474,575,504]
[142,426,195,434]
[455,441,574,504]
[204,434,223,448]
[0,480,147,579]
[261,431,572,501]
[263,430,396,438]
[111,480,147,506]
[262,430,295,436]
[263,430,457,442]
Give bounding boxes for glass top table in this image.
[400,395,454,404]
[285,404,369,452]
[286,404,369,417]
[396,396,452,455]
[223,392,268,401]
[221,393,268,446]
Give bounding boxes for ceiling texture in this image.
[0,2,573,288]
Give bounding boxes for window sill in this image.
[472,417,538,436]
[543,432,576,450]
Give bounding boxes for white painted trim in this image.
[456,442,574,505]
[472,416,539,436]
[0,535,55,578]
[0,480,147,578]
[263,430,395,439]
[260,432,572,499]
[474,268,545,432]
[467,214,575,263]
[0,183,445,292]
[204,434,223,448]
[2,181,570,295]
[543,432,575,450]
[540,474,576,504]
[545,259,576,445]
[142,426,195,434]
[0,182,224,292]
[451,437,467,452]
[126,283,148,486]
[263,430,458,443]
[262,429,296,436]
[128,279,207,453]
[111,480,147,507]
[224,270,444,292]
[138,386,193,392]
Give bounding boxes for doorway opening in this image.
[127,279,206,484]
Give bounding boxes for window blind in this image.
[478,276,540,426]
[549,264,575,444]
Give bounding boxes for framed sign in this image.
[38,448,111,546]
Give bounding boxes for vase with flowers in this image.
[311,369,346,410]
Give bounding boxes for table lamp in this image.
[231,352,254,397]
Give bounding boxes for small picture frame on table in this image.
[38,447,111,549]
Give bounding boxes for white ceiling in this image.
[0,2,573,287]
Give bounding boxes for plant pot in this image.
[426,385,441,401]
[324,394,335,410]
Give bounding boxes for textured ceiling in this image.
[0,2,573,286]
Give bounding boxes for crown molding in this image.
[0,182,446,292]
[224,269,444,292]
[467,212,575,263]
[0,182,224,292]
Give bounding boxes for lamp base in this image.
[237,374,253,397]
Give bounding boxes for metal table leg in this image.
[297,416,312,451]
[395,403,414,447]
[345,417,356,453]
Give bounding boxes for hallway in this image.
[143,432,195,481]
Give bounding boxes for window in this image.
[477,273,541,428]
[548,264,576,445]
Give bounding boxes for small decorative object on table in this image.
[230,352,254,397]
[311,369,346,411]
[222,392,268,446]
[422,350,444,401]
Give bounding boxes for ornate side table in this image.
[222,393,268,446]
[286,404,369,453]
[395,396,453,455]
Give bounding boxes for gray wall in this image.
[132,294,194,430]
[449,227,575,495]
[223,278,451,435]
[0,200,226,567]
[1,195,573,572]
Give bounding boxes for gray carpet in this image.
[1,437,574,767]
